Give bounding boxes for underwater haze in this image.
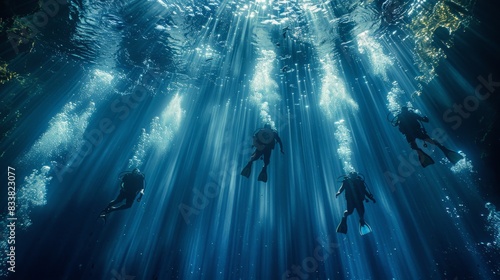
[1,0,500,279]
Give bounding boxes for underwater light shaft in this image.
[0,0,499,279]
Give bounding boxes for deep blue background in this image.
[1,0,499,279]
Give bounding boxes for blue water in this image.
[1,0,499,279]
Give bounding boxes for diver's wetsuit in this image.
[336,173,375,234]
[340,177,370,217]
[240,126,284,182]
[249,128,283,167]
[104,171,144,214]
[394,108,465,167]
[397,109,431,149]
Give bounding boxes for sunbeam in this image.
[0,0,499,279]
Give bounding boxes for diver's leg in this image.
[423,137,439,147]
[249,149,263,164]
[343,210,352,218]
[263,148,271,168]
[104,192,126,212]
[421,131,445,149]
[357,202,366,223]
[409,139,419,150]
[410,140,425,155]
[407,134,426,153]
[107,198,120,208]
[425,138,458,163]
[344,200,355,218]
[106,196,133,213]
[242,150,261,177]
[336,199,354,234]
[256,148,271,182]
[241,150,263,177]
[424,136,463,163]
[417,130,444,149]
[243,150,259,171]
[411,140,434,167]
[106,204,131,213]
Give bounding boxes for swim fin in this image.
[440,147,464,164]
[240,163,252,178]
[417,149,435,167]
[258,168,268,183]
[336,217,347,234]
[359,220,372,236]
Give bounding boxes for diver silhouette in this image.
[100,168,145,222]
[336,172,376,235]
[393,106,463,167]
[240,124,284,183]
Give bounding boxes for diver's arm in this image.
[417,115,429,122]
[137,180,145,202]
[364,186,375,203]
[365,191,375,202]
[275,133,284,154]
[411,111,429,122]
[336,183,345,198]
[137,189,144,202]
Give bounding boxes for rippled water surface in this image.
[1,0,499,279]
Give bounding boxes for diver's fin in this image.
[258,168,268,183]
[440,147,464,164]
[359,220,372,236]
[336,217,348,234]
[240,163,252,178]
[417,149,435,167]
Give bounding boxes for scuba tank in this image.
[337,172,375,202]
[253,127,275,151]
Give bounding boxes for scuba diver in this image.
[336,172,376,235]
[100,168,145,223]
[240,124,284,183]
[392,106,463,167]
